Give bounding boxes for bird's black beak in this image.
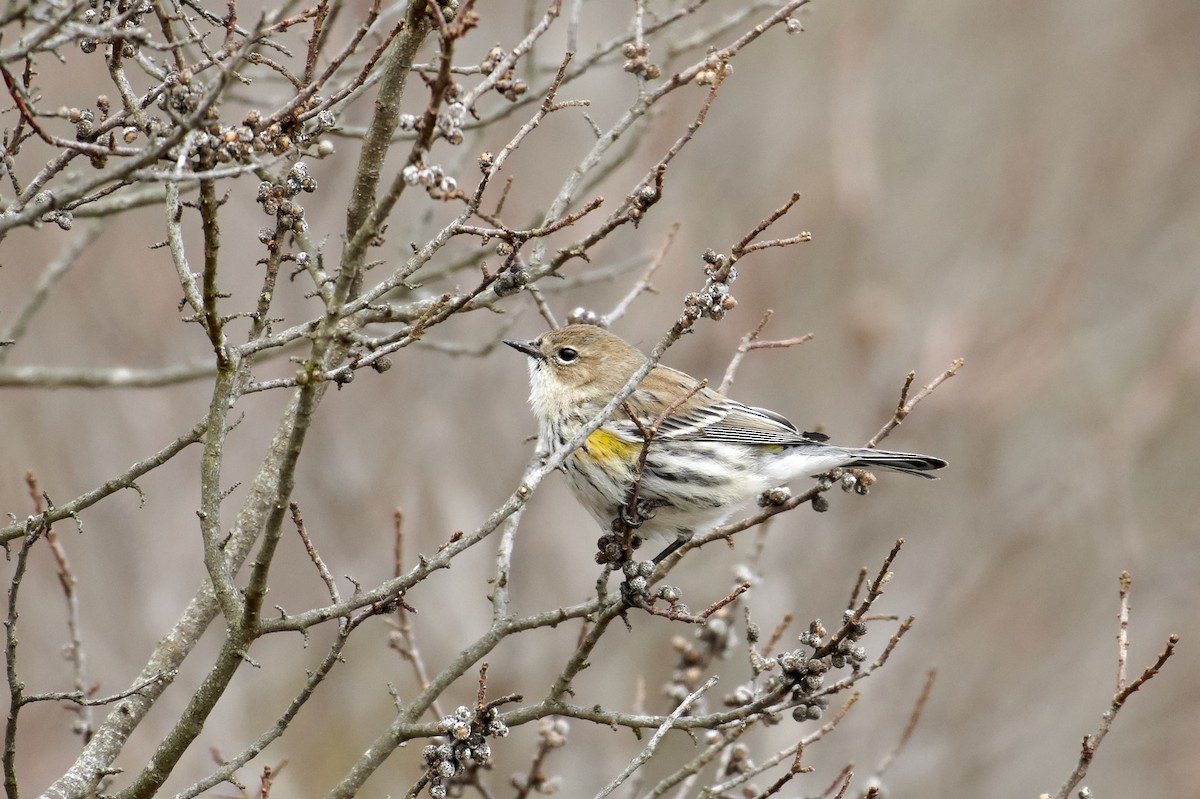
[503,337,543,360]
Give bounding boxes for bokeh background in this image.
[1,0,1196,795]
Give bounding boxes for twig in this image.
[821,764,854,799]
[593,676,719,799]
[1051,573,1179,799]
[730,192,808,259]
[0,220,104,362]
[527,283,559,329]
[750,746,812,798]
[291,502,339,604]
[26,472,94,739]
[389,507,444,725]
[603,222,678,325]
[3,515,42,796]
[0,360,215,388]
[176,609,369,799]
[763,612,793,662]
[647,724,754,799]
[830,768,854,799]
[512,717,570,799]
[868,358,963,449]
[814,539,904,659]
[638,582,750,624]
[23,673,168,707]
[718,310,813,393]
[463,51,576,216]
[1116,570,1130,690]
[846,567,869,612]
[0,418,207,544]
[737,232,812,256]
[866,617,915,672]
[701,692,861,798]
[874,668,936,777]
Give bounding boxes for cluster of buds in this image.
[622,41,661,80]
[155,91,334,168]
[41,209,73,231]
[626,183,661,224]
[64,106,109,167]
[695,53,733,86]
[682,248,738,327]
[754,620,832,720]
[422,704,509,798]
[828,608,870,668]
[402,161,459,199]
[284,160,318,195]
[159,70,206,117]
[79,2,151,55]
[256,161,317,235]
[490,264,527,297]
[63,107,97,141]
[437,101,467,145]
[721,742,755,778]
[842,468,877,495]
[565,307,603,327]
[618,559,683,610]
[757,485,793,508]
[748,613,872,723]
[777,647,830,720]
[479,46,529,101]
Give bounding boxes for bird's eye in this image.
[556,347,578,363]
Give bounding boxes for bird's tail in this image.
[841,448,947,479]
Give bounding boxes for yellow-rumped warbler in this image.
[505,324,945,560]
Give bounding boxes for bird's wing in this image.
[610,383,824,447]
[674,399,809,445]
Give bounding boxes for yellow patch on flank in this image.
[585,428,640,463]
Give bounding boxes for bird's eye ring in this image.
[556,347,578,363]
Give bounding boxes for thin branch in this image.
[593,676,719,799]
[0,220,104,362]
[3,520,42,798]
[23,673,168,708]
[26,472,93,739]
[1116,570,1131,691]
[873,668,936,777]
[174,610,367,799]
[0,418,207,544]
[718,310,813,393]
[526,283,559,329]
[700,692,861,798]
[868,358,963,449]
[1052,572,1178,799]
[730,191,804,257]
[602,222,678,326]
[291,503,339,604]
[0,361,215,388]
[749,746,812,799]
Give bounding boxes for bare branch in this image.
[868,358,963,449]
[1052,574,1180,799]
[594,676,719,799]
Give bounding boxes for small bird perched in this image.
[505,324,945,562]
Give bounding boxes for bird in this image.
[505,324,945,562]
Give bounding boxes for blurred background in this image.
[1,0,1196,795]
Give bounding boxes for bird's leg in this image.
[651,537,686,565]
